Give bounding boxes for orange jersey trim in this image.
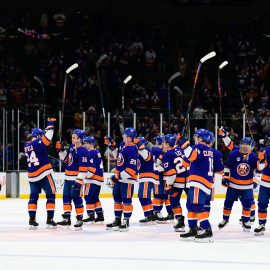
[187,175,212,189]
[28,164,52,177]
[230,177,253,185]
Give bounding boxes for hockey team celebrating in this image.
[23,117,270,242]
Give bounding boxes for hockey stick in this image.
[239,88,255,141]
[34,76,46,129]
[217,61,228,126]
[168,72,181,132]
[122,75,132,126]
[181,51,216,137]
[59,63,78,141]
[96,54,107,122]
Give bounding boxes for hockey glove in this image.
[177,136,190,150]
[165,185,178,197]
[218,127,228,138]
[106,175,118,188]
[134,138,145,150]
[104,136,116,147]
[55,141,64,151]
[222,173,230,187]
[47,117,57,127]
[258,150,266,163]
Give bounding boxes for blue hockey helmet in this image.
[72,129,85,140]
[138,137,147,145]
[200,129,214,144]
[206,130,215,144]
[240,137,255,147]
[31,128,44,138]
[156,135,164,145]
[124,127,137,140]
[84,136,96,145]
[164,134,177,147]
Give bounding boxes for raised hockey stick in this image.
[218,61,228,125]
[96,54,107,122]
[59,63,78,141]
[181,51,216,137]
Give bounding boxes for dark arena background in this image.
[1,0,270,269]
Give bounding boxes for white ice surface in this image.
[0,198,270,270]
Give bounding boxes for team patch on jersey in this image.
[237,163,250,176]
[117,153,125,166]
[137,159,141,171]
[68,153,73,166]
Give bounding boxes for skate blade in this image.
[106,226,119,231]
[254,231,265,236]
[139,222,155,226]
[166,220,175,223]
[46,225,58,230]
[29,226,38,230]
[179,237,195,242]
[242,228,251,232]
[195,237,214,243]
[95,221,104,225]
[156,220,167,224]
[119,228,129,232]
[174,227,185,232]
[74,226,83,231]
[83,221,95,224]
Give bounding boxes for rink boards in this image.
[0,172,233,199]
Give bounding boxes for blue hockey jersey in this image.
[85,149,104,186]
[24,128,54,182]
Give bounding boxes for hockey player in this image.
[178,129,217,242]
[218,137,259,231]
[83,136,104,224]
[201,130,224,217]
[162,134,190,232]
[152,135,174,222]
[254,142,270,235]
[24,118,57,229]
[106,127,138,232]
[104,136,118,172]
[218,128,257,223]
[56,129,89,229]
[135,137,158,225]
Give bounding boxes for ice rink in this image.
[0,198,270,270]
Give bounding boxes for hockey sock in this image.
[258,207,267,225]
[114,202,123,218]
[197,211,211,230]
[251,201,256,217]
[46,194,55,218]
[139,198,153,217]
[73,197,84,218]
[123,198,133,219]
[63,195,72,216]
[153,196,164,212]
[223,199,233,221]
[94,201,103,214]
[28,193,38,219]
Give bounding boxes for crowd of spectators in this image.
[0,9,270,170]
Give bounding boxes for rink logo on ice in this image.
[117,153,124,166]
[237,163,250,176]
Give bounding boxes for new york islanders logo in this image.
[237,163,250,177]
[137,159,141,171]
[117,153,124,166]
[68,153,73,166]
